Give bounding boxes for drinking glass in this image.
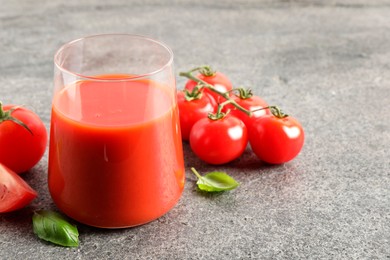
[49,34,185,228]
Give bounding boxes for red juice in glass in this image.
[49,35,184,228]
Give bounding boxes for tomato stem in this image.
[184,88,203,101]
[208,100,231,120]
[217,100,232,115]
[0,102,33,135]
[0,103,3,118]
[235,87,253,99]
[188,65,216,77]
[179,71,252,117]
[188,83,206,98]
[251,106,288,118]
[191,167,203,180]
[269,106,288,118]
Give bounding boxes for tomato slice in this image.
[0,163,37,213]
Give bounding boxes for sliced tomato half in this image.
[0,163,37,213]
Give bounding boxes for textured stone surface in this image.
[1,0,389,259]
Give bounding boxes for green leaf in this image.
[32,210,79,247]
[191,168,239,192]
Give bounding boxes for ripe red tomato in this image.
[224,95,270,128]
[177,91,217,141]
[0,104,48,174]
[190,115,248,165]
[0,163,37,213]
[249,113,304,164]
[185,71,233,102]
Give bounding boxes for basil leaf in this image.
[191,168,239,192]
[32,210,79,247]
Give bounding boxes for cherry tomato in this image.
[0,104,48,174]
[190,115,248,165]
[177,91,217,141]
[185,71,233,102]
[0,163,37,213]
[224,95,270,128]
[249,113,304,164]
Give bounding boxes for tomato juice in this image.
[48,75,185,228]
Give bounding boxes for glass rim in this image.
[54,33,174,81]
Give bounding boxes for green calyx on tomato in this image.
[189,65,216,77]
[184,87,204,101]
[208,110,228,121]
[250,105,288,119]
[0,102,33,135]
[235,87,254,99]
[208,99,231,121]
[268,106,288,118]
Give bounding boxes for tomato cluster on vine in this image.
[178,65,305,165]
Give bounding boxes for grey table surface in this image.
[1,0,389,259]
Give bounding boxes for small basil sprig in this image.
[32,210,79,247]
[191,167,239,192]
